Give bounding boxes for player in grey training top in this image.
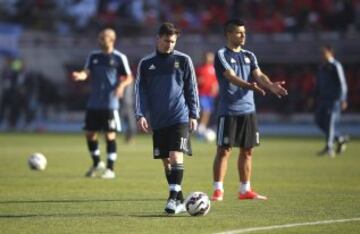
[211,19,288,202]
[72,28,133,179]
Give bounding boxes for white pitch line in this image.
[214,217,360,234]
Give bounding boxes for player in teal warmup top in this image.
[211,19,288,201]
[72,28,133,179]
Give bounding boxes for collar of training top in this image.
[156,49,174,57]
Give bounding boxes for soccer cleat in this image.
[317,148,336,158]
[85,161,105,178]
[175,200,187,214]
[164,199,177,214]
[211,189,224,201]
[239,190,268,200]
[101,169,116,179]
[336,136,349,155]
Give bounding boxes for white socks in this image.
[240,181,251,194]
[213,182,224,191]
[214,181,251,193]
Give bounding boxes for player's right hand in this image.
[250,82,266,96]
[71,71,87,81]
[137,117,149,133]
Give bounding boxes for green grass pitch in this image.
[0,133,359,233]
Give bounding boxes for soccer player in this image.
[211,19,288,201]
[72,28,133,179]
[196,51,218,137]
[315,45,349,157]
[135,22,200,214]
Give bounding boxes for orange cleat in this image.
[239,190,268,200]
[211,189,224,201]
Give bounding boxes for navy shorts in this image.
[84,109,121,132]
[216,113,259,149]
[152,123,192,159]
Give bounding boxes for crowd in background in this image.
[0,0,359,35]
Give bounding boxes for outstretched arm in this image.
[72,69,90,81]
[252,68,288,98]
[223,69,266,96]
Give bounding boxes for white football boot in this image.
[101,169,116,179]
[85,161,105,178]
[164,199,177,214]
[175,200,187,214]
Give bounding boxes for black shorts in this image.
[216,113,260,148]
[152,123,192,159]
[84,109,121,132]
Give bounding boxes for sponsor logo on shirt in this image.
[93,59,98,64]
[230,58,236,63]
[149,64,156,70]
[244,56,251,64]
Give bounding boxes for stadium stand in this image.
[0,0,359,134]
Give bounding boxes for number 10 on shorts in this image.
[180,137,188,151]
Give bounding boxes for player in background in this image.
[211,19,288,201]
[120,81,137,144]
[135,22,200,214]
[196,51,218,138]
[72,28,133,179]
[315,45,349,157]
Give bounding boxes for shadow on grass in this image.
[0,198,164,204]
[0,213,189,219]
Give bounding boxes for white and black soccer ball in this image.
[204,129,216,142]
[28,153,47,171]
[185,192,211,216]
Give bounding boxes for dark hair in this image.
[158,22,180,37]
[224,18,245,34]
[323,44,334,53]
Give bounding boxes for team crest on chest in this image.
[109,58,115,66]
[174,60,180,68]
[244,56,251,64]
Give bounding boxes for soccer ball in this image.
[185,192,211,216]
[204,129,216,142]
[28,153,47,171]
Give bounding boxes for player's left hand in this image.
[341,101,348,111]
[269,81,288,98]
[189,118,198,132]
